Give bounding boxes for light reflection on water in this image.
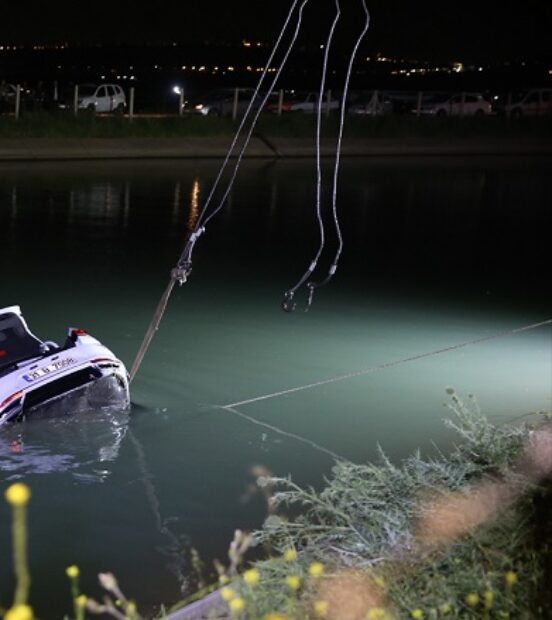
[0,157,550,616]
[0,411,128,483]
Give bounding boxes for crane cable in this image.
[283,0,371,312]
[130,0,309,382]
[305,0,371,310]
[282,0,341,311]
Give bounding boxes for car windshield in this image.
[79,85,97,97]
[426,94,451,104]
[513,90,530,103]
[0,312,42,370]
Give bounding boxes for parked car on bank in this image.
[502,89,552,117]
[415,92,492,117]
[348,91,393,116]
[288,91,340,113]
[58,84,126,113]
[187,88,261,117]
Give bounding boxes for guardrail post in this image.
[179,88,184,117]
[73,84,79,117]
[277,89,284,116]
[129,87,135,122]
[15,84,21,120]
[232,88,239,121]
[416,91,423,118]
[53,80,58,102]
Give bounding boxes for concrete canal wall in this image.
[0,136,551,161]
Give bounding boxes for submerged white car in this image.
[0,306,129,425]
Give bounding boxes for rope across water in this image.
[222,318,552,409]
[218,318,552,459]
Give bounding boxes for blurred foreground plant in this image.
[4,483,33,619]
[2,392,551,619]
[246,391,552,618]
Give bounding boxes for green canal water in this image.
[0,157,551,616]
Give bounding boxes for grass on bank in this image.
[0,111,550,141]
[2,391,552,619]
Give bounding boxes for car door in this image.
[108,85,123,111]
[465,94,480,115]
[95,86,110,113]
[448,95,461,115]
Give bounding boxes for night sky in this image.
[2,0,551,62]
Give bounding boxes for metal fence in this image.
[2,83,551,121]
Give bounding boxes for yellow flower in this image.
[265,615,288,620]
[411,610,424,620]
[314,600,329,618]
[367,608,387,620]
[483,590,494,609]
[221,587,235,602]
[229,597,245,613]
[5,483,31,507]
[4,605,34,620]
[76,595,87,608]
[373,575,386,589]
[66,565,80,579]
[439,602,452,615]
[465,593,479,607]
[308,562,325,578]
[285,575,301,591]
[505,571,518,587]
[243,568,260,586]
[283,547,297,562]
[126,601,137,616]
[219,574,230,585]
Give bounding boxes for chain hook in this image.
[282,290,297,313]
[171,264,191,286]
[305,283,316,312]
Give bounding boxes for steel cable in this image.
[306,0,371,309]
[130,0,308,381]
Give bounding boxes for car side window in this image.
[466,95,478,103]
[525,92,539,104]
[97,86,108,98]
[541,91,551,103]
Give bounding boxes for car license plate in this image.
[23,358,77,382]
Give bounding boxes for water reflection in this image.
[188,179,200,231]
[0,410,128,483]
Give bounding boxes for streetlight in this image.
[173,85,184,116]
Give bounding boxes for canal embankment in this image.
[0,135,551,161]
